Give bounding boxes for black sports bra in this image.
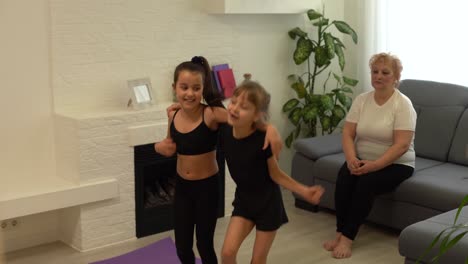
[169,107,218,155]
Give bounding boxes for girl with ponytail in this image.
[155,56,282,263]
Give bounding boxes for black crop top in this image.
[170,107,218,155]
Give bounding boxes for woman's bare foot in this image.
[332,235,353,259]
[323,233,341,251]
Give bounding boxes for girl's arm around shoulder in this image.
[205,106,227,129]
[154,110,176,157]
[266,157,324,205]
[257,123,282,160]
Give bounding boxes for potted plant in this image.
[283,8,359,147]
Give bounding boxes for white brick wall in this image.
[55,105,170,251]
[50,0,241,113]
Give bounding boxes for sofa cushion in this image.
[414,106,464,161]
[448,109,468,166]
[414,157,444,172]
[313,153,345,183]
[392,163,468,211]
[399,79,468,107]
[294,134,342,161]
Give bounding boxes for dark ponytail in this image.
[173,56,224,108]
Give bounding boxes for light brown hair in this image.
[369,52,403,87]
[233,81,271,125]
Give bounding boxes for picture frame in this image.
[128,78,154,110]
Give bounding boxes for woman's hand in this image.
[352,160,378,175]
[302,185,325,205]
[347,157,362,174]
[155,138,176,157]
[263,125,283,160]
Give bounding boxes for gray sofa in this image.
[291,79,468,231]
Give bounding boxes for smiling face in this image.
[227,91,260,129]
[371,59,397,91]
[173,70,203,110]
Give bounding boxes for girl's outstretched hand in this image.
[302,185,325,205]
[155,138,176,157]
[263,125,283,160]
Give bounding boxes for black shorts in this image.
[231,187,288,231]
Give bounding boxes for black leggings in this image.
[174,173,219,264]
[334,162,414,240]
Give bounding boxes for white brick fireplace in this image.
[55,104,171,251]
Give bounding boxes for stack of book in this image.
[212,64,236,98]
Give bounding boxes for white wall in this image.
[0,0,58,252]
[1,0,348,252]
[0,0,55,183]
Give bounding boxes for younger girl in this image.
[220,81,324,264]
[155,56,282,264]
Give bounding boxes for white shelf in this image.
[0,176,118,220]
[203,0,317,14]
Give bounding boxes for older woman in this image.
[323,53,417,259]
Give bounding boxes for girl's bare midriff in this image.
[176,150,219,180]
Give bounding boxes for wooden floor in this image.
[3,176,404,264]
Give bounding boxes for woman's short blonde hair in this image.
[369,52,403,87]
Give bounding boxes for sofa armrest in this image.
[293,133,343,160]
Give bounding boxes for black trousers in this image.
[334,162,414,240]
[174,173,219,264]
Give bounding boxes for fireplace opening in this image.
[135,143,225,238]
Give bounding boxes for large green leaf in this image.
[313,18,329,27]
[334,21,358,44]
[341,87,353,93]
[333,73,342,84]
[337,92,347,106]
[331,115,342,128]
[285,132,294,148]
[307,9,322,20]
[324,33,335,60]
[282,98,299,112]
[294,124,302,138]
[302,105,318,122]
[343,96,353,110]
[333,105,346,119]
[291,81,307,98]
[320,95,334,111]
[288,27,307,40]
[333,36,346,48]
[293,37,313,65]
[288,107,303,126]
[314,46,329,67]
[343,76,359,86]
[287,74,299,81]
[320,116,331,131]
[310,94,321,105]
[335,44,345,70]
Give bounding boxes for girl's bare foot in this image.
[323,233,341,251]
[332,235,353,259]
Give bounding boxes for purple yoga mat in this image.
[90,237,202,264]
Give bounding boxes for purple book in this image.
[212,63,229,94]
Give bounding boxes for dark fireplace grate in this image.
[134,143,225,238]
